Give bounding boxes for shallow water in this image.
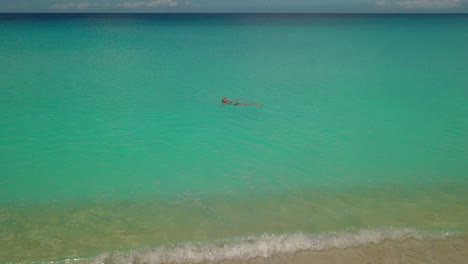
[0,14,467,263]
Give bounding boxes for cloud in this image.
[183,1,200,9]
[119,0,179,8]
[397,0,460,8]
[376,0,461,9]
[51,2,105,10]
[51,1,180,10]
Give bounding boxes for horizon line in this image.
[1,12,467,14]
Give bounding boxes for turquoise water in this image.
[1,14,467,263]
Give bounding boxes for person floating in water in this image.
[220,97,263,107]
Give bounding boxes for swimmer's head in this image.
[221,97,228,103]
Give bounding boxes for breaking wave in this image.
[47,227,461,264]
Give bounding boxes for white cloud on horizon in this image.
[51,2,105,10]
[183,1,200,9]
[376,0,461,9]
[51,0,180,10]
[120,0,179,8]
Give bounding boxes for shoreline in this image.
[219,238,468,264]
[84,233,468,264]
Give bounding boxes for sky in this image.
[0,0,467,13]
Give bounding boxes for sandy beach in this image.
[218,238,468,264]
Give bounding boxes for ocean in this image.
[0,14,467,263]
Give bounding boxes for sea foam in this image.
[51,227,458,264]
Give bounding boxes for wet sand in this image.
[218,238,468,264]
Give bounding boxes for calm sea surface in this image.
[0,14,467,263]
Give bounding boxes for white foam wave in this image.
[56,228,457,264]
